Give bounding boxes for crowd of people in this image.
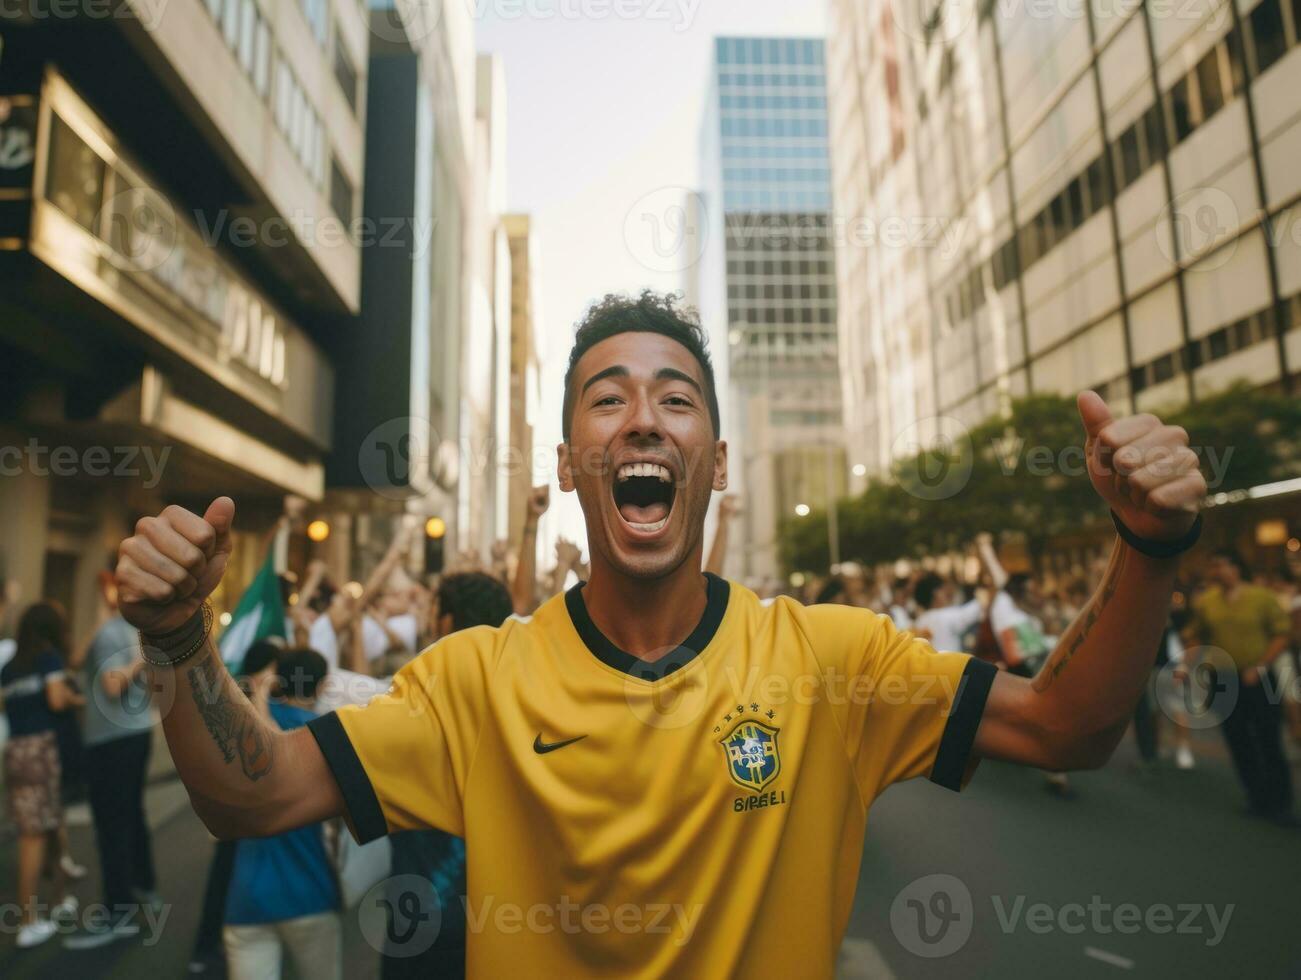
[0,484,593,969]
[1,485,1298,971]
[753,515,1301,821]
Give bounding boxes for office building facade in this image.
[827,0,1301,484]
[699,36,845,583]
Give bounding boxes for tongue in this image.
[620,501,670,526]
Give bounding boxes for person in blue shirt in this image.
[223,646,341,980]
[1,601,84,949]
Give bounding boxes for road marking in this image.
[1084,947,1135,969]
[838,938,897,979]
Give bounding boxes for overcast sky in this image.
[476,0,828,554]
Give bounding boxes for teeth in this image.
[628,518,669,532]
[617,463,672,482]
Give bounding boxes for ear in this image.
[557,442,576,493]
[712,440,729,492]
[436,612,455,640]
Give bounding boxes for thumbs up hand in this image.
[116,497,236,635]
[1077,392,1205,542]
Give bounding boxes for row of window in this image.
[719,95,827,111]
[722,167,832,185]
[1130,296,1295,394]
[719,72,827,88]
[722,143,829,160]
[201,0,356,219]
[729,304,837,325]
[727,260,835,275]
[771,410,841,426]
[720,116,829,139]
[273,59,328,188]
[728,282,837,301]
[724,190,832,210]
[942,7,1292,328]
[716,37,825,67]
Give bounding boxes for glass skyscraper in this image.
[699,36,846,582]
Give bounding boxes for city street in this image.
[2,731,1296,979]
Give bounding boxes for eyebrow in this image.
[579,365,704,399]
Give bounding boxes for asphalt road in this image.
[2,732,1297,979]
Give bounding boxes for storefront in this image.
[0,68,334,645]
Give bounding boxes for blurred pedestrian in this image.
[1189,550,1294,824]
[223,647,341,980]
[992,574,1072,798]
[63,567,161,950]
[188,639,283,975]
[886,579,913,630]
[1,601,83,948]
[913,574,982,653]
[381,570,514,979]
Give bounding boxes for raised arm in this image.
[705,495,739,577]
[512,485,549,616]
[115,498,343,840]
[975,393,1207,771]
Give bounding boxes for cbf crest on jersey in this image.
[720,720,781,791]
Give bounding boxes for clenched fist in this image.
[1078,392,1206,542]
[116,497,236,635]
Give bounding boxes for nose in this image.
[620,390,664,443]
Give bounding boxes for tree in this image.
[780,384,1301,574]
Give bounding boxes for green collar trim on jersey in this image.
[565,573,730,681]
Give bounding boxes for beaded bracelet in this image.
[139,601,215,667]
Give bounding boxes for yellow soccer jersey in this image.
[308,575,995,978]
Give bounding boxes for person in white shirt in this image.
[913,533,1008,653]
[914,576,984,653]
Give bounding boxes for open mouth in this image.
[612,462,676,534]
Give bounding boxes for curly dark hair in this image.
[437,572,514,633]
[562,290,720,441]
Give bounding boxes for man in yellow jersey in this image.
[114,291,1208,978]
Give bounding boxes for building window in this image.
[330,154,353,223]
[1168,77,1195,145]
[1197,47,1226,120]
[1250,0,1288,75]
[1142,104,1165,167]
[334,35,358,113]
[1118,124,1142,188]
[45,115,105,233]
[1085,156,1108,216]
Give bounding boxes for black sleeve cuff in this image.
[308,712,388,844]
[930,658,997,792]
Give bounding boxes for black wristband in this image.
[139,602,214,667]
[1111,510,1203,560]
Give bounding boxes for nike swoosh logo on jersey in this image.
[533,733,587,754]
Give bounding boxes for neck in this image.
[582,545,709,661]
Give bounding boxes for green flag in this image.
[218,553,288,671]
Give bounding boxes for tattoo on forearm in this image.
[1033,549,1128,691]
[187,656,275,781]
